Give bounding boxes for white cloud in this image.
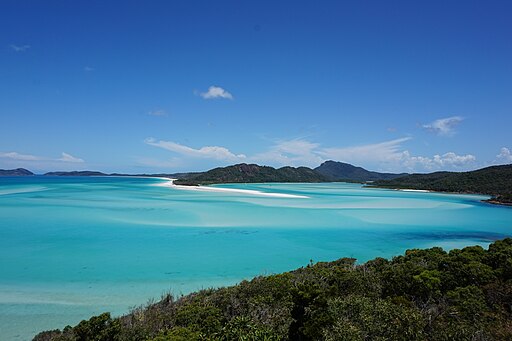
[400,151,476,171]
[147,109,168,116]
[84,66,94,72]
[422,116,464,136]
[319,137,411,165]
[0,152,85,172]
[10,44,30,52]
[0,152,40,161]
[144,136,478,172]
[200,86,233,100]
[58,152,84,163]
[495,147,512,164]
[318,137,475,171]
[145,138,246,161]
[251,139,323,166]
[0,151,85,170]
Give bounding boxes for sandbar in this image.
[154,179,309,198]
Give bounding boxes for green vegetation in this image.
[173,162,512,205]
[34,238,512,340]
[314,160,406,182]
[13,163,511,205]
[173,163,328,185]
[371,164,512,204]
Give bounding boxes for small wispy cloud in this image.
[84,66,94,72]
[0,151,87,172]
[495,147,512,164]
[10,44,30,52]
[0,151,85,165]
[145,138,246,161]
[319,137,412,165]
[58,152,84,163]
[0,152,40,161]
[147,109,168,117]
[252,139,324,166]
[422,116,464,136]
[200,86,233,100]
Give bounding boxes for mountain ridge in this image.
[0,168,34,176]
[173,163,328,185]
[314,160,407,181]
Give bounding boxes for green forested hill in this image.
[315,160,407,181]
[372,164,512,204]
[35,238,512,341]
[173,163,328,185]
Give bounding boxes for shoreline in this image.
[157,179,511,205]
[32,238,512,340]
[369,185,511,207]
[32,175,511,206]
[484,200,512,207]
[154,178,310,199]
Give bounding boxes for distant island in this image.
[34,238,512,341]
[0,169,196,179]
[173,161,408,185]
[3,162,512,205]
[44,171,108,176]
[110,172,201,179]
[0,168,33,176]
[371,164,512,205]
[173,163,328,185]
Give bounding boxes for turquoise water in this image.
[0,176,511,340]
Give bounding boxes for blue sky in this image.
[1,0,511,173]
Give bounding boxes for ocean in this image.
[1,176,511,340]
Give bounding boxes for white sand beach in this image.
[155,178,309,198]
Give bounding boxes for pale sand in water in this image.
[154,178,309,198]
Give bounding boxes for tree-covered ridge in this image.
[314,160,407,182]
[173,163,328,185]
[371,164,512,204]
[35,238,512,341]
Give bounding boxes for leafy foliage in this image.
[174,163,328,185]
[323,296,426,341]
[34,239,512,341]
[372,164,512,204]
[314,160,407,182]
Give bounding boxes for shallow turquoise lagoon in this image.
[0,176,511,340]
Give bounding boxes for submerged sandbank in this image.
[154,179,309,198]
